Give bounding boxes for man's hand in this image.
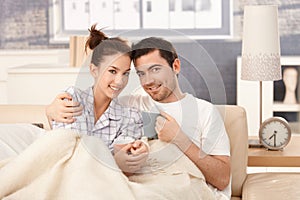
[155,111,182,143]
[114,143,148,175]
[46,93,83,123]
[155,111,192,151]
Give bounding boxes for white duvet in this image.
[0,129,215,200]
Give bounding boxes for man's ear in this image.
[172,58,181,75]
[90,64,99,78]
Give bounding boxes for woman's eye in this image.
[124,71,130,76]
[109,70,117,74]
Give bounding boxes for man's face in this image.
[134,50,179,103]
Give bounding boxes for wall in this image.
[0,0,300,105]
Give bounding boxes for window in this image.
[49,0,232,43]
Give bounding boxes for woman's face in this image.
[92,53,131,99]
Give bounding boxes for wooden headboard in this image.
[0,105,50,130]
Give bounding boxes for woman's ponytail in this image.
[85,24,108,52]
[86,24,131,67]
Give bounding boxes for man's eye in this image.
[109,70,117,74]
[151,67,160,73]
[124,71,130,76]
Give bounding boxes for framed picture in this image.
[49,0,232,43]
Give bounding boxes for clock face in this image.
[259,117,291,150]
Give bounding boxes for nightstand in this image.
[248,135,300,167]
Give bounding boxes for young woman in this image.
[50,24,148,174]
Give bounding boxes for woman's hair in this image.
[85,24,131,67]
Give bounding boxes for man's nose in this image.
[141,73,154,86]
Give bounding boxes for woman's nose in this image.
[114,74,128,86]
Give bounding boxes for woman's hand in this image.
[46,93,83,123]
[114,143,148,175]
[130,139,149,155]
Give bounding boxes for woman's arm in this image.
[113,107,149,175]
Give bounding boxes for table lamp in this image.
[241,5,282,128]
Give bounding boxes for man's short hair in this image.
[131,37,178,68]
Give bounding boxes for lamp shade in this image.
[241,5,282,81]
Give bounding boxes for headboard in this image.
[0,105,50,130]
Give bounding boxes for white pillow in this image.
[0,123,45,160]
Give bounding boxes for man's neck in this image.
[157,90,185,104]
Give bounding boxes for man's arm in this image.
[174,133,230,190]
[45,93,136,126]
[45,93,83,127]
[156,112,231,191]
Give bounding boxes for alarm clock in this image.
[259,117,292,150]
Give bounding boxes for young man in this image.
[46,37,231,199]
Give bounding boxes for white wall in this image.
[0,49,143,105]
[0,49,69,104]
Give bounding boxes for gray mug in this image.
[141,111,160,140]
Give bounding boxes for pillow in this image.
[0,123,45,160]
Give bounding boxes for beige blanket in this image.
[0,129,215,200]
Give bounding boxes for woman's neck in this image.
[93,90,111,123]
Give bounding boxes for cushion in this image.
[216,105,248,198]
[0,124,45,160]
[243,173,300,200]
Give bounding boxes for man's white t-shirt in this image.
[118,93,231,199]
